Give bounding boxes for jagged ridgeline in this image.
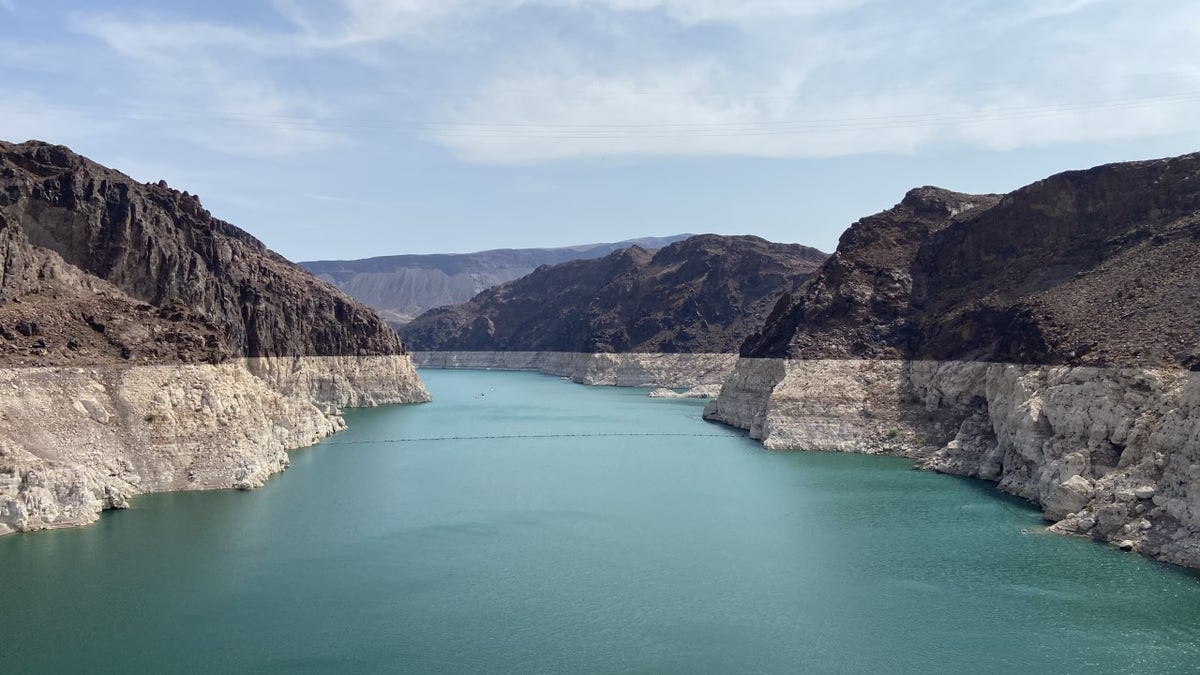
[401,234,828,353]
[744,154,1200,369]
[300,234,696,328]
[0,140,402,364]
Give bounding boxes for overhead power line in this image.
[4,90,1198,139]
[323,432,738,445]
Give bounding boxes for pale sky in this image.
[3,0,1199,261]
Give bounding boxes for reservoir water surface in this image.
[2,369,1199,673]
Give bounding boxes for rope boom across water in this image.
[323,432,736,446]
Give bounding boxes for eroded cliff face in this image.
[0,362,333,533]
[0,140,430,534]
[704,359,1200,567]
[708,151,1200,567]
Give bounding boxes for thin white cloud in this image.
[68,12,345,158]
[422,0,1200,164]
[0,91,122,147]
[268,0,875,48]
[41,0,1200,165]
[1020,0,1111,21]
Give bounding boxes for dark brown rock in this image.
[740,187,1000,359]
[742,152,1200,369]
[14,319,39,337]
[0,140,406,365]
[402,234,827,353]
[301,235,695,328]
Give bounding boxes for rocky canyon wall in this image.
[0,355,429,535]
[413,351,738,387]
[0,140,431,535]
[704,358,1200,567]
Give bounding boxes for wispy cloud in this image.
[33,0,1200,165]
[66,11,346,157]
[424,0,1200,163]
[1019,0,1111,21]
[0,91,122,146]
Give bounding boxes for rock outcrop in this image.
[301,235,693,327]
[0,140,404,363]
[647,384,721,399]
[705,151,1200,567]
[0,140,430,535]
[403,235,827,354]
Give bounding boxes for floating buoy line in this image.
[322,432,736,446]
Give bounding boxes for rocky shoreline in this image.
[703,357,1200,568]
[0,140,433,537]
[412,351,738,387]
[0,355,429,535]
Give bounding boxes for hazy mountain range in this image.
[301,235,693,327]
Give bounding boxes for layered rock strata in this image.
[2,361,331,533]
[704,358,1200,567]
[413,351,737,387]
[648,384,721,399]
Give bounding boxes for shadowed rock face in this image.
[744,152,1200,369]
[402,234,827,353]
[0,140,404,364]
[740,187,1001,360]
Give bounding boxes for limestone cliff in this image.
[0,140,430,534]
[706,151,1200,567]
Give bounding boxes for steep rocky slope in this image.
[745,154,1200,368]
[0,140,429,535]
[403,234,827,354]
[301,235,692,327]
[0,140,402,364]
[740,187,1002,360]
[705,151,1200,567]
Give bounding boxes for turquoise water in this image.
[2,370,1200,673]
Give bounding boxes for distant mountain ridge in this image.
[401,234,828,353]
[301,235,694,326]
